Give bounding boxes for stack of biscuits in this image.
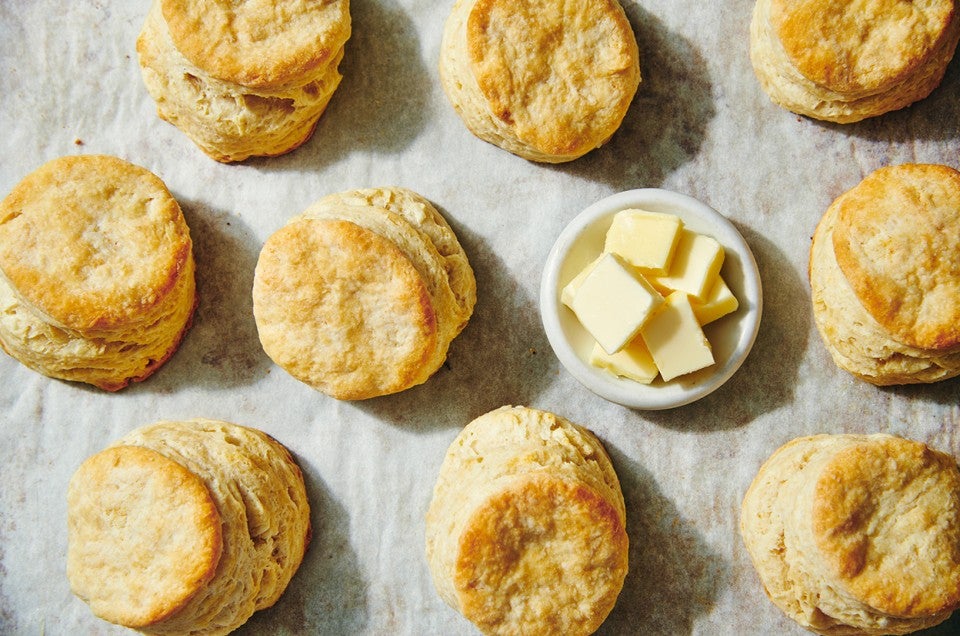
[439,0,640,162]
[741,434,960,634]
[253,187,476,400]
[809,163,960,385]
[67,419,311,635]
[137,0,352,162]
[750,0,960,122]
[425,406,629,635]
[0,154,196,391]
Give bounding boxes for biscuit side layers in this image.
[425,406,628,636]
[0,154,196,391]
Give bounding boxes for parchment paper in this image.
[1,1,958,634]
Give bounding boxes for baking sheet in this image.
[1,0,958,634]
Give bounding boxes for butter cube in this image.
[589,336,659,384]
[603,209,683,276]
[651,229,724,301]
[691,276,739,325]
[569,253,664,355]
[560,256,603,309]
[640,291,715,381]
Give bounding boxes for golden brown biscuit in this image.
[137,0,351,162]
[809,164,960,385]
[425,406,628,635]
[0,154,196,391]
[67,419,311,635]
[740,434,960,635]
[438,0,641,162]
[750,0,960,123]
[253,187,476,400]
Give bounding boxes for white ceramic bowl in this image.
[540,189,762,410]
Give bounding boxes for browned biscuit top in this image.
[66,445,223,628]
[160,0,351,88]
[454,474,629,635]
[466,0,639,158]
[811,436,960,617]
[253,217,438,400]
[0,154,192,331]
[831,163,960,350]
[771,0,956,94]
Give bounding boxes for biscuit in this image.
[438,0,640,163]
[0,154,196,391]
[809,164,960,385]
[750,0,960,123]
[137,0,351,162]
[253,187,476,400]
[67,419,311,635]
[425,406,628,635]
[740,434,960,635]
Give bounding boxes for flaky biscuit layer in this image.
[253,187,476,400]
[94,419,311,636]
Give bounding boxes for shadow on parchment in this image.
[122,197,270,395]
[553,2,716,190]
[236,455,369,635]
[353,218,560,432]
[599,448,727,636]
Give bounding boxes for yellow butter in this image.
[640,291,715,381]
[560,255,603,309]
[651,229,724,301]
[589,336,658,384]
[569,253,664,355]
[691,276,739,325]
[603,209,683,276]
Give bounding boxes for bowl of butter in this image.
[540,188,762,409]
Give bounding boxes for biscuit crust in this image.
[750,0,960,122]
[425,406,628,635]
[740,434,960,635]
[440,0,640,162]
[810,164,960,385]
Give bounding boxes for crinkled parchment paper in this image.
[1,1,959,634]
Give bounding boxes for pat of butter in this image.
[692,276,739,325]
[651,229,724,301]
[589,336,658,384]
[603,209,683,276]
[569,253,664,355]
[560,256,603,308]
[640,291,715,381]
